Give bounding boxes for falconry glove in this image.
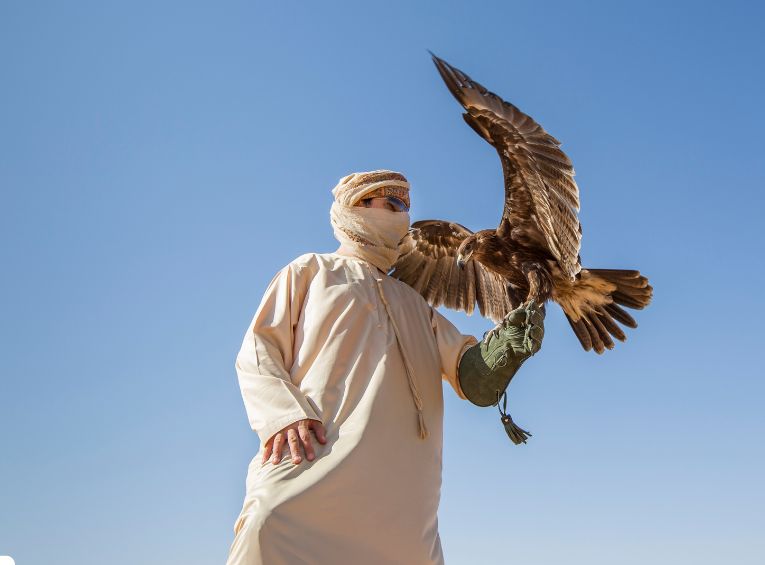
[458,302,545,444]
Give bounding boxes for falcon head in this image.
[456,235,478,269]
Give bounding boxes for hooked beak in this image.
[456,255,465,269]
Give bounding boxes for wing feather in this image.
[431,54,583,279]
[390,220,516,322]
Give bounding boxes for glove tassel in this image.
[497,391,531,445]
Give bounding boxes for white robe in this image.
[227,252,477,565]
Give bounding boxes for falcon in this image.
[389,54,653,353]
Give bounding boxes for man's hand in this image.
[458,301,546,408]
[483,301,545,354]
[262,419,327,465]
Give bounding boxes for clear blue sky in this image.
[2,1,764,564]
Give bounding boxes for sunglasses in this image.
[360,196,410,213]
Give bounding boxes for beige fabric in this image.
[228,252,477,565]
[330,203,410,272]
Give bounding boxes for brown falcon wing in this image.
[389,220,517,323]
[431,53,583,279]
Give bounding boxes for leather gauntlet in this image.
[458,302,545,443]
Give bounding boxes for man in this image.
[227,170,544,564]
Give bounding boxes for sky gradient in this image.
[2,1,764,563]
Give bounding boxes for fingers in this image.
[266,420,328,466]
[527,308,545,327]
[526,323,545,354]
[503,310,526,327]
[287,428,302,464]
[298,420,315,462]
[523,303,545,354]
[528,323,544,341]
[271,432,285,465]
[262,437,274,464]
[312,421,328,444]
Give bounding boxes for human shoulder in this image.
[274,252,345,284]
[284,252,338,273]
[260,253,327,298]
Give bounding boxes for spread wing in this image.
[431,53,582,279]
[390,220,517,322]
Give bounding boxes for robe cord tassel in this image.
[373,275,428,440]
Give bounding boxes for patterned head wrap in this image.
[331,170,410,209]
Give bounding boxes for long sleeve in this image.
[430,307,478,399]
[235,262,320,444]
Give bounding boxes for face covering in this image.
[330,201,411,273]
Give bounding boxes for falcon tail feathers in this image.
[555,268,652,354]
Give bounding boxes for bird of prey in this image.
[389,54,653,353]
